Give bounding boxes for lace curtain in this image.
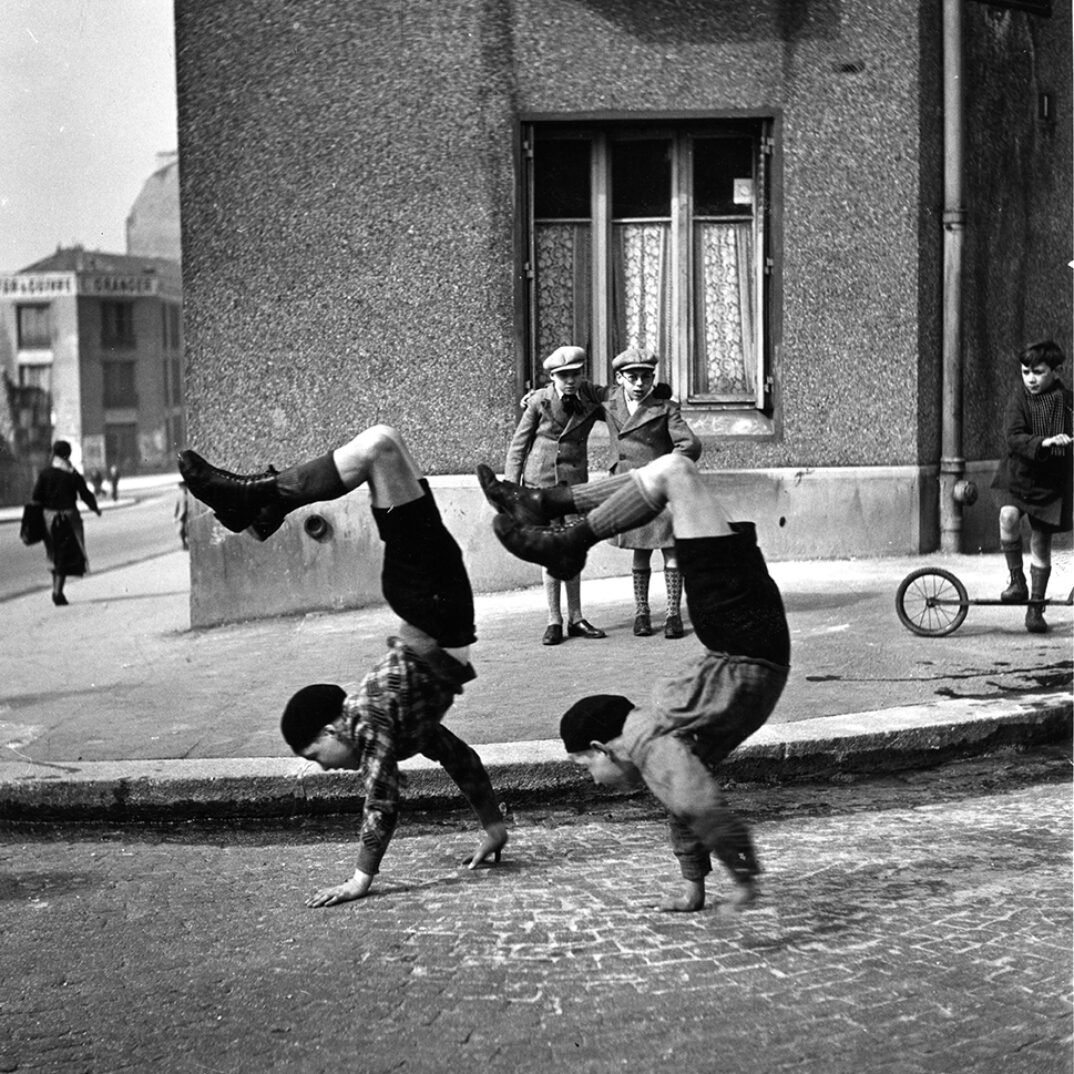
[534,223,591,360]
[611,223,672,360]
[694,221,755,397]
[534,219,756,399]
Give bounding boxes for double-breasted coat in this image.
[602,389,702,549]
[504,381,607,487]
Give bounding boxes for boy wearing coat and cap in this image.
[503,346,610,646]
[604,347,701,639]
[477,450,789,913]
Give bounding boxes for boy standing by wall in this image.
[504,346,608,645]
[602,347,700,639]
[991,340,1072,633]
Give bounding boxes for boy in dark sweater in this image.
[990,340,1073,633]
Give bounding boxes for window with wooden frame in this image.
[521,119,773,412]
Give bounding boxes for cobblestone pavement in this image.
[1,750,1070,1074]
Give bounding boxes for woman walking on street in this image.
[31,440,101,606]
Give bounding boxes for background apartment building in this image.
[0,155,182,502]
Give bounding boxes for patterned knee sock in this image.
[664,566,683,616]
[633,569,651,615]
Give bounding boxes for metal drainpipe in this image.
[940,0,971,552]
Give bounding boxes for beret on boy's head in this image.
[559,694,635,753]
[281,683,347,753]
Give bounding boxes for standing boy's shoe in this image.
[1000,569,1028,603]
[1025,565,1051,633]
[663,614,684,639]
[1025,603,1048,633]
[567,619,606,639]
[633,612,653,636]
[542,624,564,646]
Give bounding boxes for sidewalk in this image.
[1,539,1070,820]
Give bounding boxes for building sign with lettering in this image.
[0,272,162,299]
[0,274,76,297]
[78,274,161,296]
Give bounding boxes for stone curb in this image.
[0,692,1069,822]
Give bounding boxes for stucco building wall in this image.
[173,0,1070,624]
[175,0,945,471]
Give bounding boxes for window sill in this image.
[681,407,775,438]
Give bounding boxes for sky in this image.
[0,0,178,273]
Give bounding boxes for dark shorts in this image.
[991,489,1070,534]
[675,526,790,666]
[372,481,476,648]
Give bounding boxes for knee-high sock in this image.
[275,452,347,509]
[565,574,583,621]
[570,472,635,515]
[664,566,683,616]
[1001,538,1024,573]
[543,570,563,624]
[633,568,652,614]
[1030,564,1051,603]
[583,473,662,540]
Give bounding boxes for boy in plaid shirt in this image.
[180,425,507,907]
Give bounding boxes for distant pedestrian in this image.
[89,468,105,498]
[108,463,121,502]
[178,424,507,906]
[478,451,789,913]
[603,348,701,639]
[31,440,102,606]
[990,339,1072,633]
[174,481,191,550]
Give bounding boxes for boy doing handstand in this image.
[179,426,507,907]
[477,454,790,912]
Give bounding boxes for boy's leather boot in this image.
[178,450,279,534]
[492,514,592,582]
[1000,539,1028,602]
[179,450,346,541]
[1025,565,1050,633]
[250,452,346,541]
[476,464,572,525]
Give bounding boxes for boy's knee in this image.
[998,506,1022,529]
[359,424,404,455]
